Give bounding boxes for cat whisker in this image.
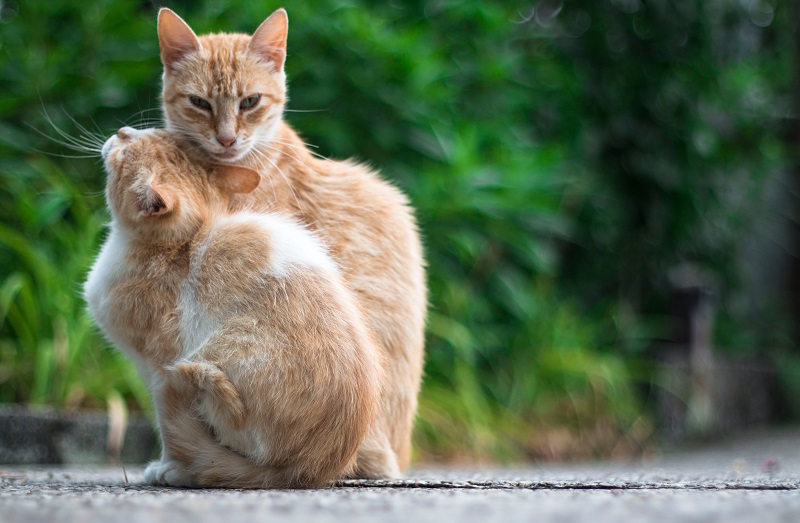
[34,151,105,159]
[62,109,109,146]
[270,138,330,162]
[84,114,110,141]
[283,108,327,113]
[130,92,158,123]
[248,148,284,208]
[121,119,164,131]
[303,150,330,162]
[167,122,213,152]
[31,95,105,152]
[33,106,110,156]
[26,123,105,157]
[183,139,216,157]
[269,138,317,150]
[258,141,311,168]
[243,147,279,204]
[251,147,303,212]
[29,118,88,150]
[126,107,163,119]
[255,136,327,170]
[271,137,320,150]
[122,107,166,130]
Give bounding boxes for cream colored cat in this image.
[157,8,427,476]
[84,127,382,488]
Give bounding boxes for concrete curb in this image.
[0,405,158,465]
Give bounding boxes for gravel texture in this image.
[2,427,800,523]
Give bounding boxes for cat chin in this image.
[208,149,249,164]
[101,137,115,158]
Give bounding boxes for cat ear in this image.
[139,183,175,217]
[215,165,261,195]
[158,8,201,72]
[248,8,288,70]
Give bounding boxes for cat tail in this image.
[160,403,322,489]
[163,362,326,488]
[173,361,246,430]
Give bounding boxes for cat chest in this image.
[85,237,187,365]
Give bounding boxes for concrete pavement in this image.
[2,427,800,522]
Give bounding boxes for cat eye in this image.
[240,95,261,110]
[189,96,212,111]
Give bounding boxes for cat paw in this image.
[144,459,195,487]
[350,447,401,479]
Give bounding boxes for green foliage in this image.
[0,156,149,411]
[0,0,793,461]
[0,0,158,414]
[416,292,651,461]
[552,2,790,321]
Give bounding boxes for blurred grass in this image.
[0,0,796,462]
[0,156,149,412]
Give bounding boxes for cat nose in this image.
[216,134,237,147]
[117,127,136,140]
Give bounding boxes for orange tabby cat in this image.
[84,127,382,488]
[157,8,426,476]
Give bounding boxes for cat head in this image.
[158,8,288,164]
[101,127,261,241]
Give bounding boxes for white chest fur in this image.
[84,225,138,358]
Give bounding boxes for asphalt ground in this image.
[2,427,800,523]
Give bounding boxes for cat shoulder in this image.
[208,212,337,277]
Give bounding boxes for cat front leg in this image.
[144,458,194,487]
[349,426,401,479]
[144,372,200,487]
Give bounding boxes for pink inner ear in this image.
[158,8,201,70]
[144,195,168,216]
[248,9,288,69]
[139,185,174,217]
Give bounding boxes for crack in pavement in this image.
[335,479,800,491]
[6,478,799,493]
